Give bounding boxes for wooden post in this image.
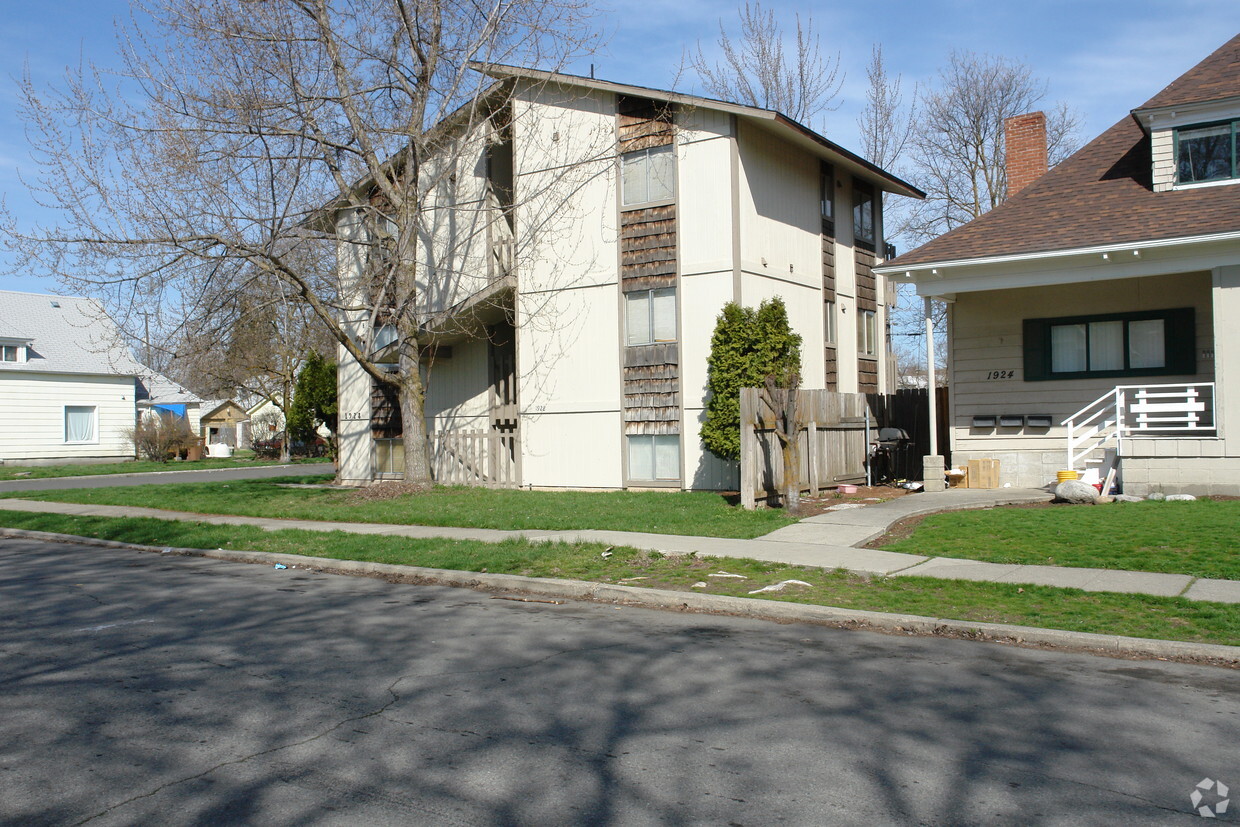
[808,421,820,495]
[740,388,757,510]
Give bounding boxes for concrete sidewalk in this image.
[0,488,1236,604]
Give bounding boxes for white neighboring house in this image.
[334,66,923,489]
[0,291,146,464]
[136,371,203,436]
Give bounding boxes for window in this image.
[621,145,675,206]
[1176,120,1237,184]
[625,288,676,346]
[857,309,877,357]
[852,179,876,248]
[820,164,835,229]
[64,406,96,443]
[1023,308,1195,380]
[824,300,836,345]
[1,345,19,362]
[627,434,679,481]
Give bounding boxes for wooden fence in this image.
[428,428,519,488]
[739,388,870,509]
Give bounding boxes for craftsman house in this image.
[876,34,1240,495]
[335,66,922,489]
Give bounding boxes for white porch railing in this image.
[1065,382,1216,472]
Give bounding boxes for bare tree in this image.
[857,45,916,174]
[686,2,843,127]
[5,0,601,484]
[903,51,1080,245]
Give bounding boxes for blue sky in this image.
[0,0,1234,295]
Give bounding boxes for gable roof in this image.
[0,291,145,377]
[474,63,925,199]
[883,33,1240,271]
[136,371,202,406]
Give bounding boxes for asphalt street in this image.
[1,537,1236,825]
[0,462,333,493]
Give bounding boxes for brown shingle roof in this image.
[1137,33,1240,111]
[886,34,1240,270]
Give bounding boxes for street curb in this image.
[4,526,1237,666]
[0,462,330,486]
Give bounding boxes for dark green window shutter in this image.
[1023,318,1049,380]
[1164,307,1196,375]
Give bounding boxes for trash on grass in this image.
[748,580,813,594]
[273,564,288,570]
[708,572,747,579]
[691,581,708,588]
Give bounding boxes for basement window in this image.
[1176,120,1237,184]
[627,434,679,481]
[1023,309,1195,380]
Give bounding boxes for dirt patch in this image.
[348,481,434,502]
[785,485,914,519]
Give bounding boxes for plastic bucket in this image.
[1056,470,1079,483]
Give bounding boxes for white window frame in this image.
[64,405,98,444]
[857,310,878,357]
[625,288,677,346]
[626,433,680,482]
[1,345,21,363]
[621,145,675,207]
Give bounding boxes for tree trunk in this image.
[279,382,292,464]
[765,375,801,513]
[398,341,432,485]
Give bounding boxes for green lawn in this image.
[2,509,1236,647]
[0,477,797,539]
[880,499,1240,580]
[0,454,332,481]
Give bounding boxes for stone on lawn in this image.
[1111,494,1144,503]
[1164,493,1197,501]
[1147,491,1166,501]
[1054,480,1099,504]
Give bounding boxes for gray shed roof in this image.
[0,290,145,377]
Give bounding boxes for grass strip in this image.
[1,478,796,539]
[0,455,331,481]
[878,499,1240,581]
[3,510,1237,647]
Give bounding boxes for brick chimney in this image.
[1004,111,1048,196]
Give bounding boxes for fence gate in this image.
[739,388,870,509]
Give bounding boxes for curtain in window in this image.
[651,289,676,341]
[65,406,95,442]
[1051,324,1087,372]
[1128,319,1166,369]
[1088,321,1124,371]
[625,292,652,345]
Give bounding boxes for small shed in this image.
[199,399,249,447]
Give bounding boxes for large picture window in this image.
[64,406,97,443]
[625,288,676,346]
[621,145,675,206]
[1023,308,1195,380]
[1176,120,1237,184]
[627,434,679,481]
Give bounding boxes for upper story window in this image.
[857,309,877,357]
[820,163,835,232]
[1,345,21,362]
[625,287,676,346]
[621,145,674,207]
[852,179,876,249]
[1177,120,1237,184]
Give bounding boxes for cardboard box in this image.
[966,458,1000,489]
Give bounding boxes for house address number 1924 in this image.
[985,370,1015,380]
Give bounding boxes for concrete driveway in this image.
[1,536,1236,824]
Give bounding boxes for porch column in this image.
[922,295,946,491]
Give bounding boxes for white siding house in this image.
[335,67,923,489]
[876,34,1240,495]
[0,292,143,463]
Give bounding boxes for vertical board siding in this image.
[739,388,869,508]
